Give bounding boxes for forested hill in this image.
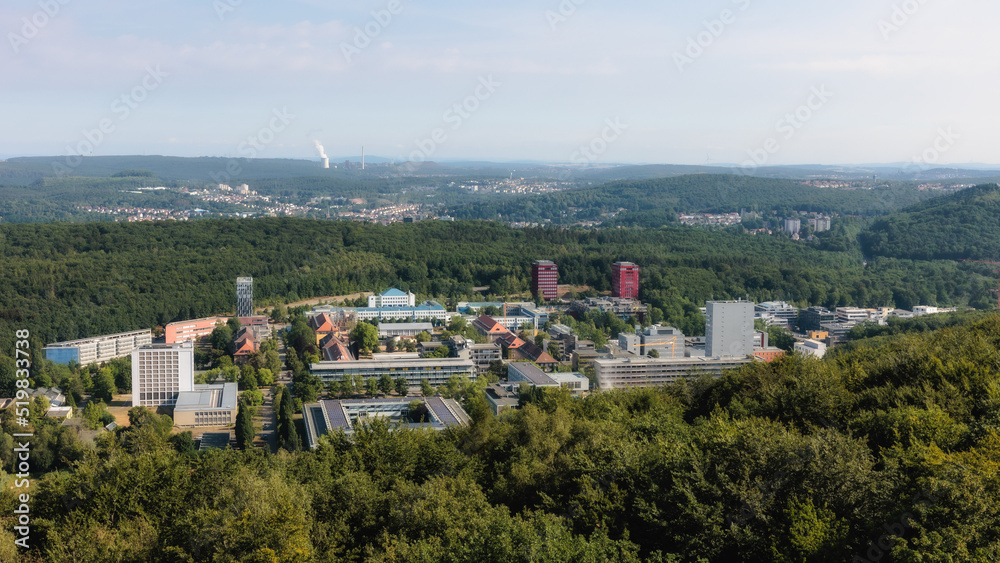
[447,174,938,225]
[861,183,1000,261]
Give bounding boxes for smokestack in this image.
[362,146,365,170]
[314,140,329,169]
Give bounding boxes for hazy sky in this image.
[1,0,994,166]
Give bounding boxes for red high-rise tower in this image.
[612,261,640,299]
[531,260,558,300]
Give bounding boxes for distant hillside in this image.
[448,174,939,225]
[860,183,1000,260]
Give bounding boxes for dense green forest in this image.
[861,183,1000,261]
[446,175,941,225]
[6,314,1000,561]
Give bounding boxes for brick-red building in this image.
[612,261,640,299]
[531,260,558,300]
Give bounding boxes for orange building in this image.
[165,317,226,344]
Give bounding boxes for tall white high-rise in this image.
[131,343,194,407]
[237,277,253,317]
[705,301,755,358]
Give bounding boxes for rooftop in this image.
[381,288,409,297]
[175,383,238,412]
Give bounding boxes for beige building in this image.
[594,356,752,391]
[131,343,195,408]
[173,383,238,427]
[44,329,152,366]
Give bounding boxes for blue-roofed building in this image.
[368,288,416,308]
[302,397,471,449]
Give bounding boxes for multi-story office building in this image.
[755,301,800,329]
[618,325,684,358]
[799,307,836,331]
[450,336,502,374]
[131,343,195,408]
[236,277,254,317]
[44,329,153,366]
[705,301,754,358]
[594,356,752,391]
[165,317,226,344]
[836,307,870,324]
[368,288,416,308]
[310,357,476,388]
[531,260,559,301]
[612,261,640,299]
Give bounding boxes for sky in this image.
[0,0,994,166]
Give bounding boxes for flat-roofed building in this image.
[132,342,195,408]
[612,261,640,299]
[755,301,799,329]
[236,277,254,317]
[508,362,560,388]
[174,382,238,427]
[836,307,870,324]
[451,336,502,374]
[706,301,754,358]
[531,260,559,300]
[302,397,470,448]
[44,329,152,366]
[310,357,475,387]
[379,322,434,339]
[569,297,648,323]
[165,317,227,344]
[485,384,520,415]
[594,356,752,391]
[794,339,827,359]
[799,307,836,331]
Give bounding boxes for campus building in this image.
[310,357,476,388]
[507,362,589,393]
[165,317,227,344]
[236,277,254,317]
[368,288,416,308]
[173,382,238,427]
[44,329,152,366]
[705,301,754,358]
[531,260,559,300]
[131,343,195,408]
[594,356,753,391]
[302,396,470,448]
[612,261,640,299]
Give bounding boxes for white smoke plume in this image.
[313,140,328,159]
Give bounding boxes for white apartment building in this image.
[794,339,827,359]
[131,343,195,408]
[44,329,152,366]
